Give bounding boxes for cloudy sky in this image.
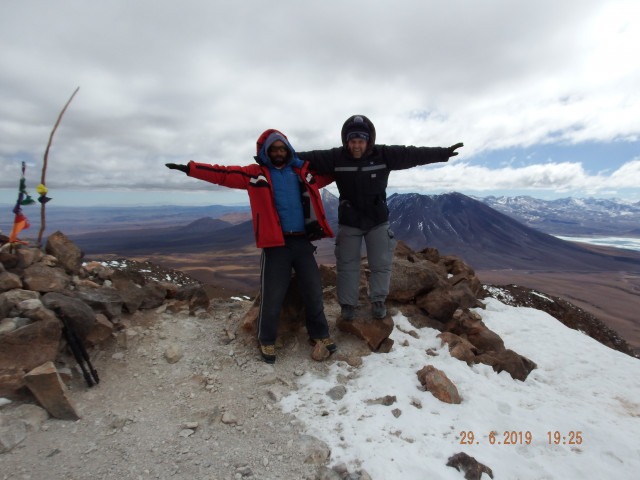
[1,0,639,207]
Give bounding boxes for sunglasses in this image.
[268,146,288,153]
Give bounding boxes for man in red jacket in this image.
[166,129,336,363]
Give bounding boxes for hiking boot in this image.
[341,304,356,321]
[372,301,387,319]
[259,344,276,364]
[309,337,337,355]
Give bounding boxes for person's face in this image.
[268,140,289,168]
[347,138,368,159]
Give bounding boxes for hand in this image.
[447,143,464,157]
[165,163,189,174]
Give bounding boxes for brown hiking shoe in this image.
[309,337,337,355]
[259,344,276,364]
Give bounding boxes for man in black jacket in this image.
[298,115,463,320]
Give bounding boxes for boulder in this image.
[0,319,62,396]
[446,452,494,480]
[24,362,79,420]
[476,349,537,382]
[416,365,462,404]
[337,315,394,351]
[387,257,441,302]
[22,264,70,293]
[73,285,123,319]
[416,287,458,323]
[0,271,22,292]
[45,231,84,275]
[41,292,96,341]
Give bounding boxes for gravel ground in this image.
[1,296,362,480]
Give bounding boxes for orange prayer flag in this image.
[9,212,30,243]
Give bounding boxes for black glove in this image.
[447,143,464,157]
[165,163,189,174]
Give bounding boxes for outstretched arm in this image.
[166,161,254,190]
[383,142,464,170]
[297,148,342,174]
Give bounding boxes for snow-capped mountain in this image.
[386,192,640,271]
[475,195,640,236]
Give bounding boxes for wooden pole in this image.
[37,87,80,245]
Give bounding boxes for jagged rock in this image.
[140,282,168,310]
[466,326,505,353]
[241,279,306,336]
[73,285,124,319]
[416,365,462,404]
[365,395,396,406]
[85,314,114,346]
[327,385,347,400]
[110,274,145,313]
[188,286,210,313]
[0,271,22,292]
[0,252,18,269]
[311,342,331,361]
[437,332,477,363]
[337,315,394,351]
[18,298,57,323]
[164,344,183,363]
[449,282,481,310]
[400,304,448,331]
[45,231,84,275]
[23,362,79,420]
[83,261,114,280]
[298,434,331,464]
[22,263,70,293]
[0,319,62,396]
[0,289,40,319]
[41,292,96,341]
[416,287,458,323]
[449,271,483,298]
[476,349,537,381]
[387,257,440,302]
[446,452,494,480]
[15,246,44,270]
[0,319,16,334]
[441,308,537,380]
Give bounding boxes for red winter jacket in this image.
[187,160,334,248]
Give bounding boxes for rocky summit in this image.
[0,231,633,479]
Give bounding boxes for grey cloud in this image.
[1,0,639,198]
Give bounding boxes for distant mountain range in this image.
[56,192,640,274]
[475,195,640,236]
[0,204,251,235]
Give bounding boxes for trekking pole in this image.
[55,308,100,387]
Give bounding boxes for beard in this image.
[270,154,287,167]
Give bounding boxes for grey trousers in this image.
[335,221,397,306]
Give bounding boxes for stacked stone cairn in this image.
[0,231,209,418]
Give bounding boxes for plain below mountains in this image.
[67,191,640,274]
